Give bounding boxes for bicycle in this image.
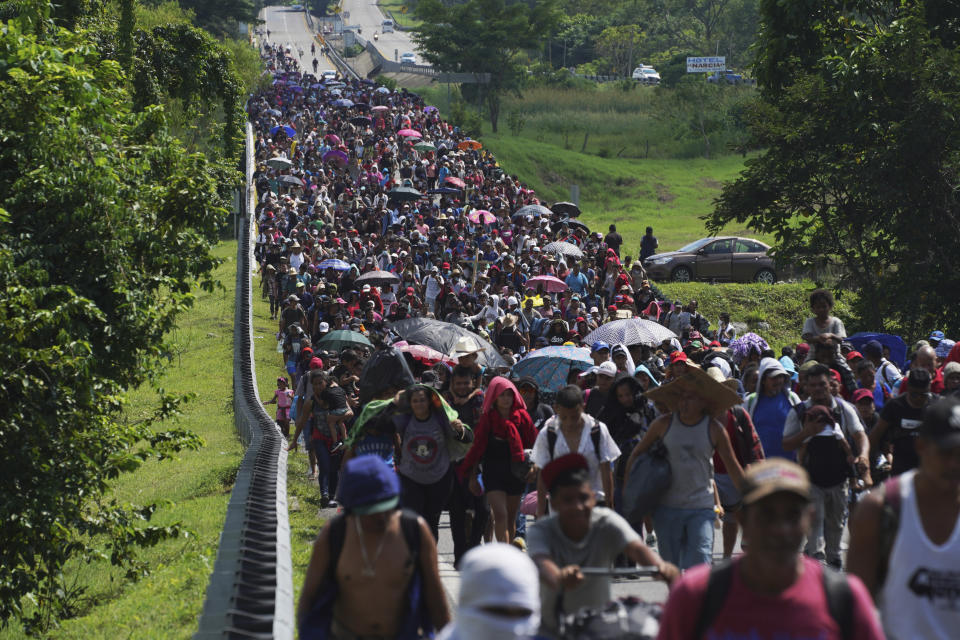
[556,567,663,640]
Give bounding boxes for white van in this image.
[382,19,394,33]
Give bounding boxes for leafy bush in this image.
[376,74,398,91]
[343,43,364,57]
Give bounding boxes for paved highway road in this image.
[261,5,334,72]
[338,0,424,65]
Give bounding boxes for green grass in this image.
[481,133,758,253]
[378,0,421,28]
[4,242,243,639]
[250,276,326,611]
[657,281,860,354]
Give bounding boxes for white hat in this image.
[362,284,371,292]
[451,336,483,357]
[454,544,540,633]
[318,322,330,333]
[597,361,618,377]
[507,296,519,306]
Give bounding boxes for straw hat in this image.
[645,364,740,415]
[450,336,484,358]
[705,366,741,393]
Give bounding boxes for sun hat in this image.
[451,336,483,357]
[339,455,400,515]
[740,459,811,506]
[705,366,740,392]
[646,364,741,415]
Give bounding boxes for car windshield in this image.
[677,238,715,253]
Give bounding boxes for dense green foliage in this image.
[707,0,960,335]
[0,3,240,632]
[414,0,560,132]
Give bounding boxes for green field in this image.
[4,243,242,639]
[378,0,421,28]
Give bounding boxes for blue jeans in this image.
[653,505,715,570]
[312,439,332,497]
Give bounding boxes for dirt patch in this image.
[615,176,638,187]
[541,170,563,185]
[655,183,676,204]
[700,178,723,190]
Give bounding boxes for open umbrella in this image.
[387,186,423,202]
[467,209,496,225]
[428,187,460,194]
[555,218,589,233]
[265,108,282,116]
[333,98,354,108]
[458,140,482,151]
[390,318,507,369]
[525,275,568,294]
[582,318,676,348]
[351,116,372,126]
[375,86,391,94]
[323,149,349,166]
[423,106,439,114]
[847,332,908,370]
[324,134,341,145]
[414,142,437,152]
[353,103,370,111]
[397,128,422,139]
[270,125,297,138]
[444,176,466,189]
[552,201,581,217]
[392,340,458,366]
[317,329,374,352]
[511,346,593,393]
[266,157,293,169]
[355,270,400,287]
[543,241,584,259]
[514,204,552,218]
[279,175,304,187]
[317,258,351,271]
[371,105,390,112]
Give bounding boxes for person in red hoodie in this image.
[461,376,537,544]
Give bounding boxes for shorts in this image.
[285,360,296,376]
[715,472,741,522]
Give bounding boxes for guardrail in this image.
[305,6,361,80]
[194,122,295,639]
[362,41,489,83]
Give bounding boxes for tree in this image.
[707,0,960,333]
[596,24,644,76]
[414,0,560,132]
[0,6,235,631]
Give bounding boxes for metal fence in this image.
[194,122,294,639]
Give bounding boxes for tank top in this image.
[661,413,715,509]
[879,469,960,639]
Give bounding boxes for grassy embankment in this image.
[377,0,422,28]
[5,242,242,640]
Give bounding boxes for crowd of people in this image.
[251,40,960,640]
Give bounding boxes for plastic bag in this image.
[623,439,671,524]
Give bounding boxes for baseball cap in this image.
[845,351,864,362]
[929,330,945,343]
[591,341,610,353]
[540,453,589,493]
[798,359,821,373]
[919,397,960,448]
[670,351,688,364]
[597,361,617,377]
[317,321,330,333]
[339,455,401,515]
[740,459,811,506]
[852,388,874,404]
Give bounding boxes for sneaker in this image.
[511,537,527,552]
[330,441,344,454]
[646,533,657,547]
[327,499,338,509]
[320,495,330,509]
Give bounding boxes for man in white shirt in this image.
[422,265,443,315]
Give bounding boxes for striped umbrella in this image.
[582,318,677,347]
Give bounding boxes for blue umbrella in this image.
[511,346,593,393]
[333,98,354,108]
[376,86,391,94]
[428,187,460,194]
[269,125,296,138]
[847,332,908,370]
[317,258,351,271]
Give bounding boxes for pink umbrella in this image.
[397,128,422,138]
[392,340,457,366]
[526,275,568,293]
[325,134,341,144]
[467,209,496,225]
[323,149,349,166]
[371,105,389,112]
[444,176,466,189]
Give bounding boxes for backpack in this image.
[875,475,903,595]
[729,405,764,465]
[546,422,602,462]
[693,559,854,639]
[792,403,856,488]
[300,509,430,640]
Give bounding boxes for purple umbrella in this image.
[323,149,349,166]
[424,106,439,114]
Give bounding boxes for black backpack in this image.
[693,560,853,639]
[793,403,855,488]
[546,423,602,462]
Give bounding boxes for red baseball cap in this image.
[846,351,864,362]
[309,357,324,370]
[406,286,415,295]
[670,351,688,364]
[709,340,722,348]
[852,388,874,404]
[540,453,589,493]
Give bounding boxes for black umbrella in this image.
[387,186,423,202]
[279,175,304,187]
[552,201,581,217]
[554,218,590,233]
[514,204,552,218]
[351,116,372,126]
[390,318,508,369]
[355,270,401,287]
